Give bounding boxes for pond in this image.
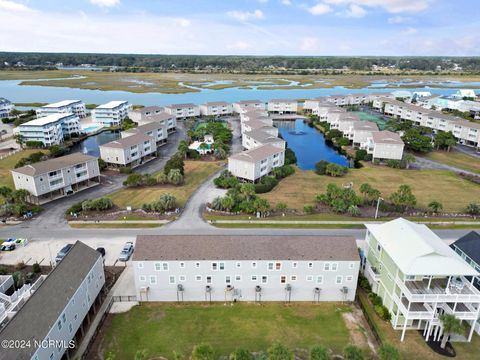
[70,130,120,158]
[276,119,349,170]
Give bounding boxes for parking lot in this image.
[0,236,136,267]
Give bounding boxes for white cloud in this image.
[0,0,32,12]
[90,0,120,8]
[324,0,431,13]
[281,0,292,5]
[227,41,250,51]
[343,4,367,17]
[308,3,333,15]
[387,15,412,24]
[300,37,322,51]
[227,9,264,21]
[173,18,191,27]
[401,27,417,35]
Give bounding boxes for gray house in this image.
[0,241,105,360]
[133,235,360,302]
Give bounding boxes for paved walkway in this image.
[211,219,480,225]
[412,156,478,176]
[69,219,169,225]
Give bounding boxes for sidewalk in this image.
[210,220,480,225]
[68,219,170,224]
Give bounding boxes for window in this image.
[69,323,73,333]
[336,276,343,284]
[74,314,78,321]
[349,262,355,269]
[236,262,241,268]
[195,275,202,281]
[280,276,286,284]
[149,275,157,285]
[268,262,274,270]
[316,276,324,284]
[195,262,200,268]
[331,263,338,271]
[154,263,161,271]
[219,262,225,270]
[212,262,218,271]
[57,320,62,330]
[180,262,185,268]
[252,262,257,268]
[162,263,169,271]
[179,275,186,282]
[225,276,231,284]
[292,262,298,269]
[251,275,258,281]
[62,314,66,323]
[206,276,212,284]
[235,275,241,281]
[308,262,313,269]
[290,275,297,281]
[169,276,175,284]
[377,244,382,252]
[262,276,268,284]
[139,275,146,282]
[137,262,144,269]
[324,263,330,271]
[275,262,281,270]
[346,276,353,282]
[306,275,313,282]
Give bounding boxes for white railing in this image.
[393,293,435,320]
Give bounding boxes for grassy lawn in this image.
[358,291,480,360]
[212,223,365,229]
[107,161,223,209]
[0,149,46,188]
[422,150,480,175]
[101,303,357,360]
[259,164,480,212]
[69,223,162,229]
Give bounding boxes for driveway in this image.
[412,156,478,176]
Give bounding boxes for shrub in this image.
[48,144,65,158]
[167,169,184,185]
[284,148,297,165]
[386,159,402,169]
[325,163,348,177]
[15,261,26,270]
[187,149,201,159]
[355,149,368,161]
[304,204,314,214]
[230,349,253,360]
[25,140,44,148]
[276,202,288,212]
[192,343,214,360]
[358,275,371,292]
[214,147,227,160]
[375,305,392,321]
[119,166,133,174]
[164,153,185,176]
[336,137,350,147]
[268,342,293,360]
[254,176,278,194]
[273,165,295,179]
[315,160,329,175]
[156,172,169,184]
[466,203,480,216]
[214,170,239,189]
[66,201,83,215]
[32,262,41,273]
[82,197,113,212]
[310,346,329,360]
[98,158,107,171]
[343,345,363,360]
[379,343,400,360]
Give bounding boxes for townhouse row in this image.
[228,102,287,182]
[0,97,14,118]
[373,97,480,148]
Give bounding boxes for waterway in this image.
[70,130,120,158]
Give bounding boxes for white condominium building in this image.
[242,129,286,150]
[128,106,164,123]
[267,99,298,114]
[122,120,168,147]
[13,113,80,146]
[36,100,86,118]
[233,100,265,113]
[228,144,285,182]
[11,153,100,204]
[361,130,405,161]
[99,133,157,168]
[199,102,233,116]
[133,235,360,302]
[0,98,14,119]
[164,103,200,119]
[92,101,131,127]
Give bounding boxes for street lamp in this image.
[375,197,384,220]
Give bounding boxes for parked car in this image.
[55,244,73,263]
[118,242,134,261]
[1,239,16,251]
[96,247,106,257]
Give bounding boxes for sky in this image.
[0,0,479,56]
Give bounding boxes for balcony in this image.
[365,263,381,282]
[396,276,480,303]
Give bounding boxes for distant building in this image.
[36,100,86,118]
[199,102,233,116]
[128,106,163,123]
[92,101,131,127]
[99,133,156,168]
[228,144,285,182]
[0,98,14,119]
[136,112,177,133]
[122,121,168,147]
[11,153,100,205]
[164,103,200,119]
[13,113,80,146]
[0,241,105,360]
[132,235,360,302]
[453,89,476,99]
[267,99,298,114]
[233,100,265,113]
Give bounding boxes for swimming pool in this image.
[82,124,104,133]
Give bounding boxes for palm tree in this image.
[220,196,235,212]
[178,140,189,159]
[214,147,227,160]
[240,183,256,201]
[439,314,463,349]
[12,189,31,204]
[167,169,184,185]
[158,193,177,211]
[0,186,13,203]
[402,153,416,169]
[428,201,443,214]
